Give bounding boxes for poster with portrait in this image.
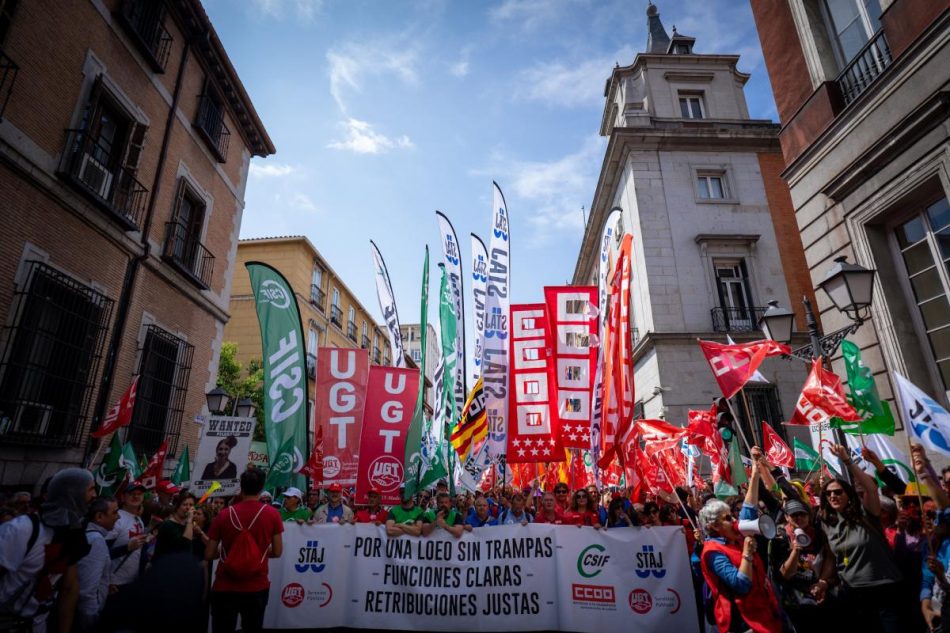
[192,415,255,497]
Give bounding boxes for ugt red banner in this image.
[356,366,420,505]
[315,348,369,486]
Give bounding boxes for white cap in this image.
[283,487,304,500]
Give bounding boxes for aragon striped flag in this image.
[451,378,487,459]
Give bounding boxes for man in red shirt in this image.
[354,489,388,524]
[206,468,283,633]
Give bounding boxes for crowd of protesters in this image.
[3,441,950,632]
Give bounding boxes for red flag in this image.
[91,376,139,438]
[136,440,169,490]
[299,424,324,484]
[789,359,861,426]
[688,406,730,483]
[315,348,369,486]
[698,339,790,398]
[761,421,794,468]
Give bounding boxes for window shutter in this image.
[122,122,147,171]
[172,179,186,223]
[79,75,105,132]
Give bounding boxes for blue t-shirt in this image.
[326,503,345,523]
[466,513,497,528]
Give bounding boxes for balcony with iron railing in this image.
[347,321,357,341]
[361,335,370,349]
[194,93,230,162]
[837,30,892,107]
[373,347,382,364]
[306,352,316,379]
[117,0,172,72]
[57,129,149,231]
[162,221,215,290]
[330,305,342,328]
[711,306,768,333]
[0,49,18,121]
[310,284,326,312]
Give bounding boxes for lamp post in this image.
[758,255,876,457]
[206,387,257,419]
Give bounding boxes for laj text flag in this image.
[790,359,861,427]
[357,366,420,505]
[761,421,794,468]
[403,247,430,498]
[698,339,790,399]
[436,211,467,412]
[315,348,370,486]
[370,241,406,368]
[482,182,511,464]
[507,304,561,463]
[895,372,950,458]
[246,261,309,488]
[470,234,489,386]
[92,376,139,438]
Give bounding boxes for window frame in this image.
[819,0,883,70]
[678,92,706,119]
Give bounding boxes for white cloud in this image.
[450,60,470,78]
[289,192,318,212]
[327,118,415,155]
[489,0,575,31]
[515,47,632,108]
[250,0,323,21]
[249,162,298,178]
[326,43,419,113]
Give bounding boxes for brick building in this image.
[571,3,815,443]
[0,0,274,490]
[749,0,950,419]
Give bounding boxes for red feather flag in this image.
[298,424,324,484]
[761,421,794,468]
[789,359,861,426]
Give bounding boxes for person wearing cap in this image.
[279,487,312,523]
[313,484,353,524]
[109,483,150,599]
[386,487,424,537]
[354,489,388,525]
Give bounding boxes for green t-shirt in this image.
[388,505,425,525]
[280,506,313,522]
[423,508,462,526]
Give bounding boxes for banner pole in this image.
[650,452,698,533]
[724,397,754,455]
[89,432,110,471]
[739,389,761,447]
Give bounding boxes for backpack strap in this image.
[25,514,40,559]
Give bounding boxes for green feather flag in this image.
[403,247,429,500]
[95,434,125,496]
[172,446,191,487]
[831,340,895,435]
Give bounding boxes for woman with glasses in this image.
[818,444,902,633]
[553,484,571,514]
[564,490,601,528]
[605,497,637,528]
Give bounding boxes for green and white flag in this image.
[246,262,309,489]
[831,340,895,435]
[95,434,125,496]
[172,446,191,487]
[403,247,429,499]
[793,437,820,471]
[121,441,142,480]
[845,434,914,485]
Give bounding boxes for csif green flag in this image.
[95,433,125,496]
[831,340,895,435]
[403,247,429,499]
[246,262,309,490]
[172,446,191,487]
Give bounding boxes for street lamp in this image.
[205,387,230,414]
[818,256,876,322]
[235,397,256,419]
[206,388,257,418]
[759,300,795,345]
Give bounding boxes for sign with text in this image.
[356,366,420,505]
[192,415,254,497]
[315,348,369,486]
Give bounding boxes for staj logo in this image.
[577,544,610,579]
[295,540,325,573]
[635,545,666,579]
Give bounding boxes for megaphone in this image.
[738,515,777,539]
[793,528,812,547]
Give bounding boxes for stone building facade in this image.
[0,0,273,489]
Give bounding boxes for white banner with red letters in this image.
[263,524,696,632]
[355,366,420,506]
[314,348,370,486]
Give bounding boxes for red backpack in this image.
[219,504,269,579]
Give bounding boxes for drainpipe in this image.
[83,39,193,467]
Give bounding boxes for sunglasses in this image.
[576,493,588,497]
[826,489,846,497]
[555,490,568,494]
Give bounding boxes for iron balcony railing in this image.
[373,347,382,364]
[347,321,357,341]
[837,30,892,106]
[195,93,230,162]
[310,284,326,312]
[306,352,316,379]
[330,305,343,328]
[361,335,370,349]
[162,221,215,289]
[58,128,149,231]
[711,306,768,333]
[118,0,172,72]
[0,49,18,121]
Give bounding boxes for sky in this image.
[205,0,777,337]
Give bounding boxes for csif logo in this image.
[259,279,291,310]
[577,544,610,578]
[295,540,326,573]
[635,545,666,579]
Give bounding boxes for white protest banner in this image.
[191,415,254,496]
[262,524,697,632]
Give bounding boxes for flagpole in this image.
[724,397,754,455]
[893,384,933,550]
[649,452,699,533]
[89,432,111,471]
[739,389,762,447]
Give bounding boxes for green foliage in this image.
[216,341,265,440]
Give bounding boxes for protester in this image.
[564,489,601,528]
[279,487,312,523]
[10,492,32,516]
[0,467,95,633]
[423,492,466,537]
[313,484,354,524]
[642,501,661,526]
[386,488,425,537]
[606,497,637,528]
[553,483,571,514]
[206,467,284,633]
[533,492,565,525]
[354,489,389,524]
[818,444,903,633]
[465,497,496,528]
[110,482,149,600]
[496,493,532,526]
[699,459,782,633]
[152,492,199,561]
[76,495,119,632]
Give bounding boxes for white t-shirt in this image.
[110,508,145,586]
[0,514,56,631]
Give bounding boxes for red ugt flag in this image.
[299,424,324,485]
[136,439,169,490]
[761,421,794,468]
[91,376,139,438]
[698,339,790,399]
[789,359,861,426]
